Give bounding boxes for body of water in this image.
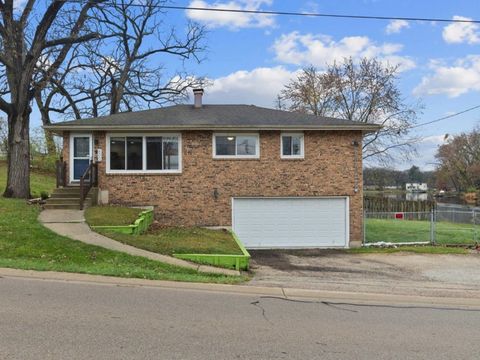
[365,191,478,207]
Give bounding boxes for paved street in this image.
[1,275,479,359]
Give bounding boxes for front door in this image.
[70,134,92,182]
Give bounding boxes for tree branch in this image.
[0,95,11,114]
[43,32,104,49]
[19,0,36,25]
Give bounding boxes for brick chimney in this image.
[193,88,204,108]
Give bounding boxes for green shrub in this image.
[40,191,49,200]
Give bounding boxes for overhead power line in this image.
[162,5,480,24]
[62,1,480,24]
[410,104,480,130]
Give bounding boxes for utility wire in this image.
[61,1,480,24]
[163,5,480,24]
[410,104,480,129]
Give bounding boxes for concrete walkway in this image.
[39,210,240,276]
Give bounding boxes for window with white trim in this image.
[213,133,259,158]
[281,133,304,158]
[108,134,180,173]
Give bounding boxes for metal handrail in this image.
[79,162,98,210]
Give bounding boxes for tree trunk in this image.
[4,112,30,198]
[44,129,57,156]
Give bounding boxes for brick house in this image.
[45,89,379,249]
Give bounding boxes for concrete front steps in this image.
[44,186,97,210]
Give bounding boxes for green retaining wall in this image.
[91,209,154,235]
[173,231,250,271]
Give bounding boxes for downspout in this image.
[353,139,362,245]
[352,140,359,193]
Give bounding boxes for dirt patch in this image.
[250,249,414,277]
[250,250,404,277]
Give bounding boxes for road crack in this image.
[250,300,273,325]
[255,296,480,313]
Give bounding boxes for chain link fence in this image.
[364,205,479,246]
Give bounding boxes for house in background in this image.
[44,89,379,249]
[406,183,428,193]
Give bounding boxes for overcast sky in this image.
[30,0,480,170]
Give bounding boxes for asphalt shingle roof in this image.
[44,104,380,132]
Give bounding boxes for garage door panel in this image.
[233,197,348,249]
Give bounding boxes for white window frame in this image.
[280,132,305,159]
[212,133,260,159]
[106,133,182,174]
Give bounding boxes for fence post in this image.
[363,211,366,246]
[474,210,477,244]
[430,208,436,245]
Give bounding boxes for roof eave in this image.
[44,124,381,134]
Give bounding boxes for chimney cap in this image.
[193,88,204,94]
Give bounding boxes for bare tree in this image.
[0,0,104,198]
[34,44,86,155]
[37,0,205,126]
[279,66,335,116]
[279,58,421,164]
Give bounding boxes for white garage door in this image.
[232,197,349,249]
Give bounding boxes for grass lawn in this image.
[85,206,143,226]
[85,206,243,257]
[85,205,243,256]
[0,198,245,283]
[366,218,478,245]
[96,226,244,256]
[0,161,56,198]
[0,165,244,283]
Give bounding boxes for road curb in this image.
[1,267,480,308]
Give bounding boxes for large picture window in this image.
[107,134,181,173]
[213,133,259,158]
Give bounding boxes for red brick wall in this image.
[86,130,364,244]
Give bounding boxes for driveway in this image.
[248,249,480,298]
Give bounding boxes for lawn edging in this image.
[91,209,154,235]
[173,231,251,271]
